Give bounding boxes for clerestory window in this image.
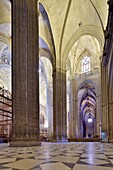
[82,56,90,73]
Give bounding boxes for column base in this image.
[56,138,68,143]
[62,137,68,142]
[10,140,41,147]
[101,137,109,143]
[108,138,113,143]
[52,139,57,142]
[52,137,68,143]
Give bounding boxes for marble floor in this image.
[0,142,113,170]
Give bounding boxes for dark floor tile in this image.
[62,162,75,169]
[77,160,90,165]
[41,161,58,164]
[28,156,35,159]
[97,163,113,167]
[12,169,22,170]
[16,157,24,161]
[30,165,42,170]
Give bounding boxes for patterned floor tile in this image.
[40,162,71,170]
[73,164,113,170]
[77,158,110,166]
[0,142,113,169]
[81,153,108,159]
[62,162,75,169]
[49,155,79,163]
[17,154,35,159]
[0,158,16,163]
[2,159,44,169]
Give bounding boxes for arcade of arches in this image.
[0,0,113,147]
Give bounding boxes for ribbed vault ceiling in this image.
[0,0,109,97]
[39,0,108,66]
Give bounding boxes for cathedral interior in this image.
[0,0,113,170]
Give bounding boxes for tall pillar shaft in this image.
[101,65,109,137]
[101,0,113,142]
[69,79,77,138]
[53,68,62,140]
[96,94,101,136]
[47,85,53,138]
[53,68,67,141]
[62,69,67,140]
[108,55,113,142]
[11,0,40,146]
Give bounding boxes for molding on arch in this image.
[2,0,11,11]
[39,47,55,68]
[0,63,11,69]
[0,33,10,46]
[62,25,104,68]
[78,79,98,91]
[39,58,47,81]
[39,2,56,63]
[39,0,48,14]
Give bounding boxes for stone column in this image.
[53,67,62,141]
[101,64,109,140]
[101,0,113,142]
[77,107,83,138]
[53,67,67,141]
[96,94,101,136]
[62,69,67,140]
[46,84,53,139]
[108,55,113,142]
[68,79,77,138]
[11,0,40,146]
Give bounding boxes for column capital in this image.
[62,68,67,73]
[53,67,67,73]
[70,78,76,82]
[53,66,61,72]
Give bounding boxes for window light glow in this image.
[88,117,93,123]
